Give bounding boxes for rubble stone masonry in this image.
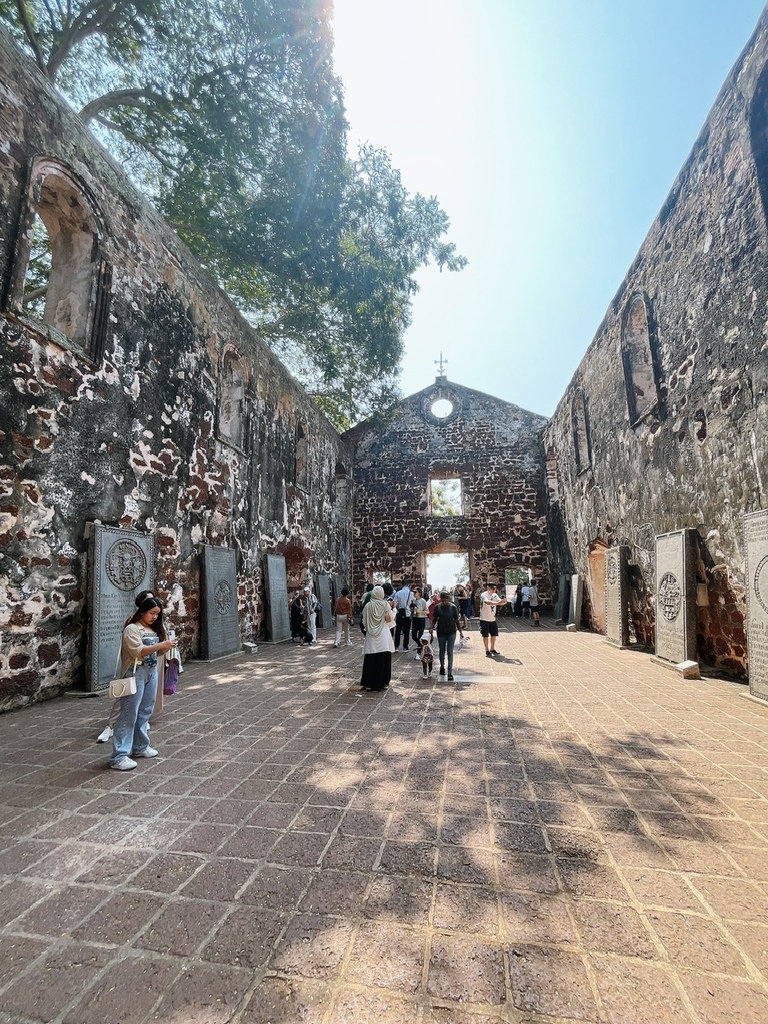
[343,380,550,601]
[544,11,768,677]
[0,30,352,708]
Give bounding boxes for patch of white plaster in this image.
[123,494,140,518]
[750,429,765,503]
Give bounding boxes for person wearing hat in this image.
[479,581,506,657]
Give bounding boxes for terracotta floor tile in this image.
[4,629,768,1022]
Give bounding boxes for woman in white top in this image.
[360,585,394,691]
[110,597,174,770]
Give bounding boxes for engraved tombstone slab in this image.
[201,545,240,659]
[654,529,697,664]
[315,573,333,629]
[745,510,768,702]
[567,574,583,629]
[555,574,571,623]
[86,525,154,692]
[605,546,630,647]
[264,553,291,643]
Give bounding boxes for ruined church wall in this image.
[344,382,550,601]
[0,31,352,708]
[544,13,768,677]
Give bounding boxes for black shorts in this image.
[480,620,498,638]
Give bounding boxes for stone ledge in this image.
[649,656,701,679]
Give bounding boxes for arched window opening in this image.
[335,462,349,509]
[295,421,309,490]
[218,350,246,448]
[546,449,560,503]
[749,63,768,225]
[12,160,111,358]
[572,392,591,473]
[621,294,658,424]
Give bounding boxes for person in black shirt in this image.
[429,590,464,681]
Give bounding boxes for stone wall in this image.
[543,12,768,678]
[0,31,353,708]
[344,378,550,601]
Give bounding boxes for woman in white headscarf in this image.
[360,585,395,690]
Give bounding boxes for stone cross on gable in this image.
[435,352,448,377]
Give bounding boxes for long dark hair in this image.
[131,597,166,640]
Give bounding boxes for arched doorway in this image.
[588,540,608,633]
[422,541,471,596]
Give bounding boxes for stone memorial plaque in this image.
[264,554,291,643]
[567,574,583,629]
[555,574,571,623]
[745,510,768,702]
[86,525,153,692]
[654,529,697,664]
[605,546,630,646]
[315,573,333,629]
[201,545,240,659]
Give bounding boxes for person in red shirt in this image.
[334,587,353,647]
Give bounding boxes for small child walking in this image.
[419,636,434,676]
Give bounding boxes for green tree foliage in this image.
[430,478,462,516]
[1,1,466,426]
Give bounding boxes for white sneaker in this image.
[132,746,158,758]
[347,641,353,646]
[110,756,137,771]
[96,726,113,743]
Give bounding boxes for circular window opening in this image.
[431,398,453,419]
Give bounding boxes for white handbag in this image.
[108,648,139,699]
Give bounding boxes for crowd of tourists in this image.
[351,578,539,692]
[102,576,540,769]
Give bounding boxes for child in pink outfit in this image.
[420,636,434,676]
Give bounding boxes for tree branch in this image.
[23,284,48,304]
[78,87,164,123]
[48,0,128,80]
[14,0,48,74]
[91,113,180,174]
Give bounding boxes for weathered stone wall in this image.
[0,31,353,708]
[344,378,550,601]
[544,12,768,678]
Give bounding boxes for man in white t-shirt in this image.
[393,582,413,651]
[479,582,506,657]
[521,583,531,618]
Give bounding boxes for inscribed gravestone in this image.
[745,510,768,702]
[86,525,153,692]
[201,545,240,659]
[264,554,291,643]
[555,574,571,623]
[567,574,583,629]
[605,546,630,647]
[654,529,697,664]
[315,573,333,629]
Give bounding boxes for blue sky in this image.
[332,0,767,419]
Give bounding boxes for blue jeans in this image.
[110,662,157,764]
[437,632,456,674]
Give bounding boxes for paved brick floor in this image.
[2,618,768,1023]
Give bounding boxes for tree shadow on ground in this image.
[0,643,766,1023]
